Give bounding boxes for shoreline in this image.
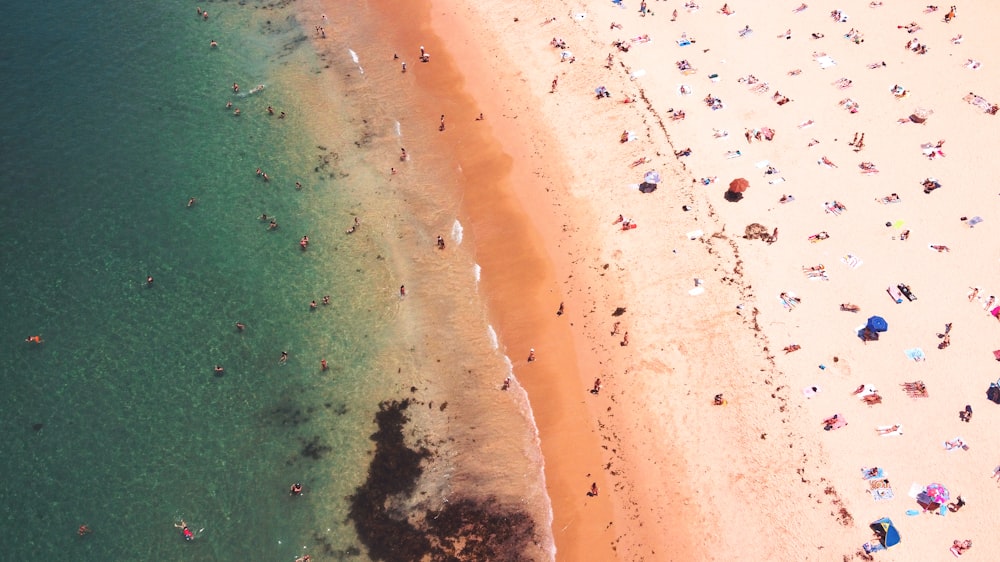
[306,0,1000,560]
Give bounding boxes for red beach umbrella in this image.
[728,178,750,193]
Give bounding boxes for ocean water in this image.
[0,1,551,561]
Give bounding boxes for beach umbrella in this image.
[870,517,901,548]
[866,316,888,333]
[638,182,658,194]
[728,178,749,193]
[644,170,661,184]
[924,483,950,504]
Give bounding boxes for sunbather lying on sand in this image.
[841,303,861,312]
[877,193,899,203]
[862,393,882,405]
[808,231,830,242]
[783,344,801,353]
[875,424,900,435]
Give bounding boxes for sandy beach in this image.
[312,0,1000,559]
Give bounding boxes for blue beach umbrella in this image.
[644,170,661,184]
[870,517,901,548]
[866,315,888,333]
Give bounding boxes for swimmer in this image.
[235,322,246,332]
[310,300,318,310]
[77,524,92,536]
[25,335,43,344]
[390,167,397,175]
[268,220,278,230]
[256,168,263,176]
[233,108,240,116]
[174,520,195,541]
[322,295,330,305]
[321,359,328,371]
[278,112,285,119]
[146,275,154,287]
[295,181,302,190]
[280,351,289,364]
[233,82,239,93]
[290,482,303,496]
[209,40,217,48]
[400,285,406,297]
[262,172,269,182]
[400,148,408,161]
[187,197,196,208]
[436,235,446,249]
[213,365,225,376]
[267,105,274,115]
[226,101,232,109]
[300,235,309,249]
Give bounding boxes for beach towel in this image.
[944,437,968,451]
[878,424,904,437]
[686,229,703,240]
[767,177,786,185]
[841,254,863,269]
[870,488,894,501]
[907,482,922,499]
[688,286,705,296]
[754,160,770,168]
[802,386,820,398]
[861,467,885,480]
[904,348,926,361]
[816,56,837,69]
[677,39,692,47]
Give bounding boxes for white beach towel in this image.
[689,286,705,296]
[907,482,923,499]
[768,177,786,185]
[870,488,894,501]
[841,254,863,269]
[630,69,647,80]
[816,56,837,68]
[686,229,704,239]
[878,424,904,437]
[755,160,770,168]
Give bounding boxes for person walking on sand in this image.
[621,332,630,346]
[400,285,406,297]
[527,348,536,362]
[588,482,599,497]
[551,76,558,93]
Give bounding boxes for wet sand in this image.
[309,0,1000,560]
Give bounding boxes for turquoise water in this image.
[1,1,552,560]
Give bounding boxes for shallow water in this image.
[0,1,553,560]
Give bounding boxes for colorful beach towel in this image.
[904,348,926,361]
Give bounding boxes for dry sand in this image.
[323,0,1000,559]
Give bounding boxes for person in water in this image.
[290,483,303,496]
[213,365,224,376]
[25,335,43,344]
[174,520,194,541]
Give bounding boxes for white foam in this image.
[451,219,464,245]
[487,324,499,350]
[348,48,364,74]
[473,263,481,285]
[394,121,401,137]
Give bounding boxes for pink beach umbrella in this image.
[923,483,950,504]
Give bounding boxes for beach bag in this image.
[988,380,1000,404]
